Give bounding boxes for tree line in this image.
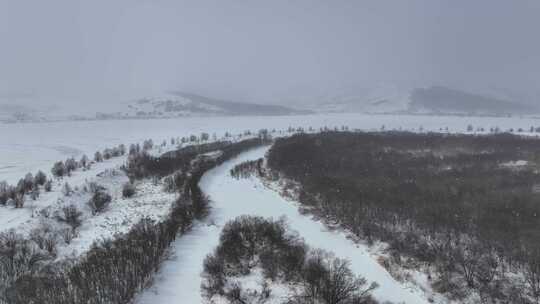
[230,158,264,179]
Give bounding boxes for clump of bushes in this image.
[34,171,47,186]
[51,161,66,178]
[56,204,83,231]
[122,182,136,198]
[0,228,57,300]
[87,183,112,214]
[29,224,59,256]
[230,158,264,179]
[0,181,10,205]
[44,180,52,192]
[163,171,187,193]
[202,216,379,304]
[1,170,52,208]
[62,182,73,196]
[13,194,24,208]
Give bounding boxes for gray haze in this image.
[1,0,540,108]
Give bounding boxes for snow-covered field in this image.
[2,113,540,302]
[2,113,540,184]
[0,147,177,260]
[135,146,430,304]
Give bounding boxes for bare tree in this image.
[51,161,66,178]
[34,171,47,186]
[94,151,103,162]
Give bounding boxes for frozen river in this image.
[135,146,430,304]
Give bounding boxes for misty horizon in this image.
[1,0,540,109]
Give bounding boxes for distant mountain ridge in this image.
[1,87,536,124]
[95,92,311,120]
[173,92,311,116]
[296,85,537,116]
[276,84,411,114]
[0,92,310,123]
[409,86,536,115]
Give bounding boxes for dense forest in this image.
[267,131,540,303]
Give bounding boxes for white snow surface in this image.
[135,146,429,304]
[501,159,528,168]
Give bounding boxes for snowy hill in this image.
[409,86,537,115]
[101,92,311,120]
[0,92,311,123]
[280,84,411,114]
[2,87,535,124]
[313,84,410,113]
[113,94,223,118]
[174,92,311,116]
[295,85,537,116]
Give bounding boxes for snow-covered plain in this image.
[135,146,430,304]
[3,113,540,303]
[3,113,540,184]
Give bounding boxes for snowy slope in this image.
[1,92,309,123]
[112,92,310,119]
[313,84,411,113]
[115,94,225,118]
[0,144,178,260]
[135,146,431,304]
[292,84,538,116]
[409,86,537,115]
[276,84,410,114]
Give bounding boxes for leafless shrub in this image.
[88,186,111,214]
[122,182,136,198]
[56,204,83,231]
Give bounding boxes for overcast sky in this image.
[1,0,539,107]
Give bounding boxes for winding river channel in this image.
[135,146,429,304]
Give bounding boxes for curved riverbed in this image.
[135,146,429,304]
